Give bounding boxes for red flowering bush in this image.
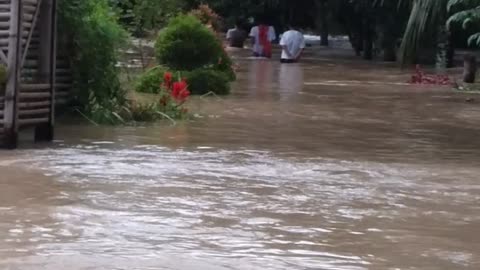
[155,71,190,116]
[409,65,452,86]
[162,72,191,103]
[172,80,190,103]
[189,4,222,32]
[163,72,173,89]
[129,71,190,122]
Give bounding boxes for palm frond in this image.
[399,0,449,64]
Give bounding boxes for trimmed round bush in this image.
[135,66,168,94]
[155,15,223,70]
[185,69,230,95]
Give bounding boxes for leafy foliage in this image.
[58,0,127,123]
[136,67,231,95]
[150,14,234,95]
[60,0,188,125]
[155,15,225,70]
[447,0,480,46]
[184,69,230,95]
[400,0,480,64]
[217,49,236,81]
[135,66,169,94]
[398,0,448,64]
[110,0,185,34]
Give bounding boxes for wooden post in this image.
[4,0,23,148]
[35,0,56,142]
[463,54,477,84]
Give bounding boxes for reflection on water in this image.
[1,48,480,270]
[279,63,303,100]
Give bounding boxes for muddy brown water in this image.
[1,48,480,270]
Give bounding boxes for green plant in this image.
[136,67,232,95]
[82,90,127,125]
[111,0,185,35]
[84,71,190,125]
[135,66,168,93]
[129,100,186,122]
[133,71,190,122]
[59,0,127,123]
[184,69,230,95]
[447,0,480,46]
[216,49,236,81]
[154,15,225,70]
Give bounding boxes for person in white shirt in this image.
[279,24,306,63]
[249,17,276,58]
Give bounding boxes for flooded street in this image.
[1,49,480,269]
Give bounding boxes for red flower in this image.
[163,72,173,89]
[171,81,190,103]
[164,72,172,83]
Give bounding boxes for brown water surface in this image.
[1,48,480,269]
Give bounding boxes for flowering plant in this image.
[160,72,190,107]
[189,4,221,32]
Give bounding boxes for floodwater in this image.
[1,48,480,270]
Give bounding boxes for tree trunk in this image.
[355,20,365,56]
[363,18,373,60]
[382,28,396,62]
[383,42,396,62]
[319,0,329,46]
[435,12,448,72]
[379,18,397,62]
[346,25,362,56]
[320,21,329,46]
[347,33,360,56]
[446,31,455,68]
[463,54,477,83]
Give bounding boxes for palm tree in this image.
[399,0,449,68]
[399,0,480,68]
[447,0,480,46]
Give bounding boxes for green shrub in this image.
[59,0,127,122]
[185,69,230,95]
[216,50,236,81]
[136,67,231,95]
[155,15,224,70]
[135,66,168,94]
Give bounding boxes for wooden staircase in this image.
[0,0,70,148]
